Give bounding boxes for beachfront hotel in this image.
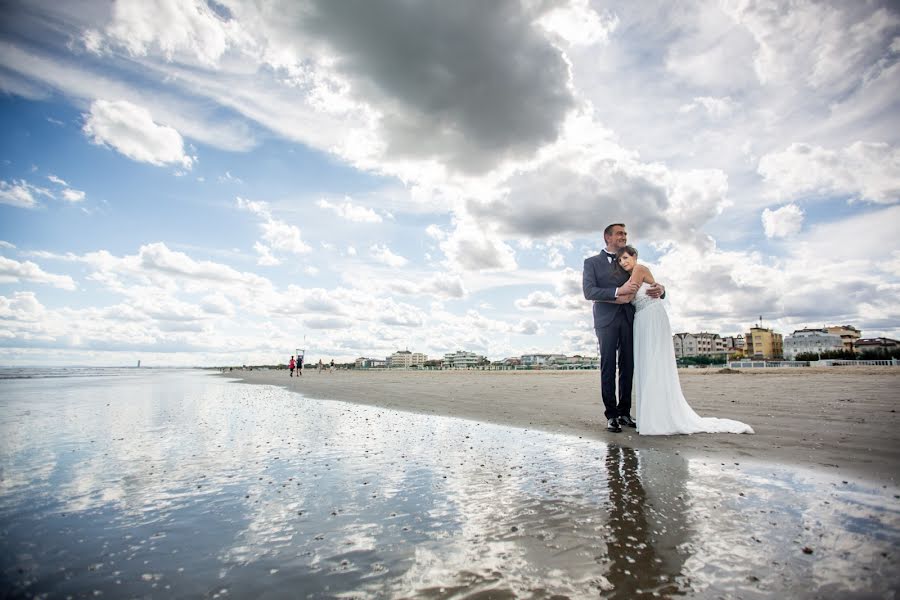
[783,328,845,359]
[442,350,487,369]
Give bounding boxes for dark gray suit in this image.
[583,251,634,420]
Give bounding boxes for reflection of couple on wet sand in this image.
[603,445,687,598]
[583,223,754,435]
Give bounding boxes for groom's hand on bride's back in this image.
[646,283,665,298]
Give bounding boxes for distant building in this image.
[548,355,599,369]
[673,332,726,358]
[825,325,862,353]
[854,337,899,354]
[355,357,387,369]
[520,353,566,367]
[720,335,745,353]
[783,328,844,359]
[387,350,427,368]
[745,325,783,359]
[442,350,486,369]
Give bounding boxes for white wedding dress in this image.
[633,283,754,436]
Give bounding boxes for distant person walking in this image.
[296,353,303,376]
[317,359,323,374]
[289,356,295,377]
[329,359,335,373]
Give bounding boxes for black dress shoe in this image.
[607,418,622,432]
[618,415,637,428]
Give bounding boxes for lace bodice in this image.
[631,282,658,313]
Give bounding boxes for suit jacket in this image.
[583,253,635,330]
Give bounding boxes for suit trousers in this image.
[596,316,634,420]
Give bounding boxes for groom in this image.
[583,223,665,432]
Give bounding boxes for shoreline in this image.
[217,367,900,487]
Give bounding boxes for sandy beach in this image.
[223,367,900,486]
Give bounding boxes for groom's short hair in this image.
[603,223,624,238]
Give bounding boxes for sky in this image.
[0,0,898,367]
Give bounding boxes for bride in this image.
[613,246,754,436]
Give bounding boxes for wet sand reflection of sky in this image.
[0,370,897,598]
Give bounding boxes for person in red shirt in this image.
[289,356,295,377]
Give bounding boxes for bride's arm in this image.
[635,264,667,298]
[627,264,655,286]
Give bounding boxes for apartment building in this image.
[825,325,862,353]
[672,332,726,358]
[783,328,844,359]
[387,350,427,368]
[720,335,745,353]
[745,326,783,359]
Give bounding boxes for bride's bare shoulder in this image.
[634,263,655,283]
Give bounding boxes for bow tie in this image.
[603,252,617,261]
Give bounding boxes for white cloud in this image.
[421,273,466,299]
[237,197,312,257]
[536,0,618,47]
[103,0,236,66]
[235,196,269,218]
[439,217,517,272]
[425,224,446,240]
[0,179,52,208]
[515,291,561,311]
[61,188,86,202]
[305,316,354,330]
[137,242,268,285]
[762,204,804,238]
[759,142,900,204]
[259,219,311,255]
[253,242,280,266]
[370,244,407,268]
[678,96,738,119]
[547,247,565,268]
[0,241,16,249]
[47,174,68,185]
[0,291,47,321]
[514,319,541,335]
[722,2,899,93]
[0,256,77,290]
[316,197,382,223]
[83,99,195,169]
[200,293,234,316]
[219,171,243,184]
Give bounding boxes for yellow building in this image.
[825,325,861,353]
[745,326,783,359]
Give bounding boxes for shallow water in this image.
[0,370,897,598]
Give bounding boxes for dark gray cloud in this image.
[300,0,575,172]
[467,161,671,238]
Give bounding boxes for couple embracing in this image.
[583,223,753,436]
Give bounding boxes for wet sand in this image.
[223,367,900,486]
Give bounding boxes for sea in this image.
[1,368,898,598]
